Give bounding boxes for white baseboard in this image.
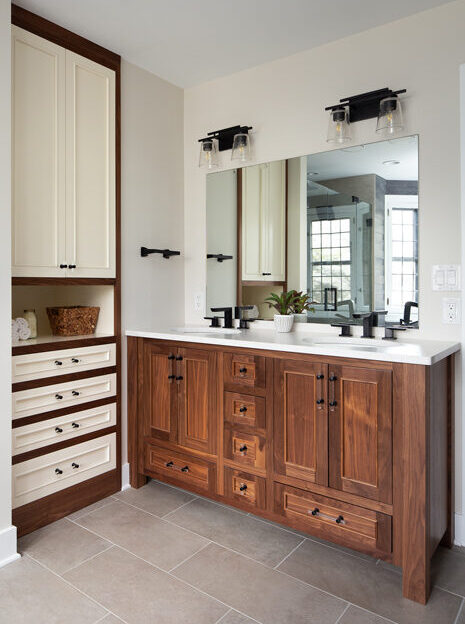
[0,525,20,569]
[455,513,465,546]
[121,462,130,491]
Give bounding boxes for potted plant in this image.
[290,290,315,323]
[264,290,298,333]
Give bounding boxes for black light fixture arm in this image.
[198,125,253,152]
[325,87,406,123]
[141,247,181,259]
[207,254,233,263]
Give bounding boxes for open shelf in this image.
[12,333,117,356]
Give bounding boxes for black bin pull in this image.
[239,483,248,491]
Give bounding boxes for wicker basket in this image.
[46,306,100,336]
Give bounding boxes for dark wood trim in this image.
[11,4,120,70]
[236,168,243,306]
[12,277,116,286]
[441,355,455,548]
[13,469,120,537]
[12,396,116,429]
[13,365,116,392]
[128,337,146,488]
[12,335,116,356]
[242,280,286,287]
[13,426,117,464]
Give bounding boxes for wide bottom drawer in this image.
[224,468,266,512]
[274,482,391,556]
[13,433,116,508]
[144,443,215,495]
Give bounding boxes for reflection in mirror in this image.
[206,135,418,327]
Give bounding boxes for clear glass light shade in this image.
[326,107,351,144]
[199,139,219,169]
[231,133,251,162]
[376,96,403,136]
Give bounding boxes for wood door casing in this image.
[274,359,328,484]
[142,341,177,442]
[329,364,392,504]
[177,347,217,455]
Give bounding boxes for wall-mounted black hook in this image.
[141,247,181,259]
[207,254,233,263]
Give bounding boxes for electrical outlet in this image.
[442,297,461,324]
[194,292,204,313]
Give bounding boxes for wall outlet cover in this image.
[432,265,461,291]
[442,297,461,324]
[194,292,204,313]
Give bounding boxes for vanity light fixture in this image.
[325,88,406,142]
[198,125,253,168]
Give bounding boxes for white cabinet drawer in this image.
[13,433,116,508]
[13,403,117,455]
[13,373,116,420]
[12,343,116,383]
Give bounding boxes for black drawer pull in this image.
[311,507,319,516]
[239,367,247,374]
[176,355,183,361]
[55,427,63,433]
[239,444,248,453]
[54,360,63,366]
[68,264,76,269]
[239,406,248,413]
[181,465,189,472]
[72,390,80,396]
[165,461,174,467]
[71,358,80,364]
[329,375,337,382]
[71,462,79,469]
[316,374,324,380]
[176,375,183,381]
[168,374,175,380]
[316,398,324,405]
[262,272,271,276]
[239,483,248,491]
[55,394,63,400]
[168,354,175,360]
[336,515,344,524]
[329,400,337,407]
[55,468,63,475]
[71,422,80,429]
[59,264,68,269]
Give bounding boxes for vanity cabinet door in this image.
[328,364,392,504]
[177,347,217,455]
[274,358,328,485]
[142,342,178,443]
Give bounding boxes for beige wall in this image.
[121,61,184,468]
[184,1,465,519]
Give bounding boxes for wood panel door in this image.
[274,359,328,484]
[328,364,392,504]
[177,347,217,455]
[142,341,177,442]
[12,26,66,277]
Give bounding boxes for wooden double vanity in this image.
[127,330,457,605]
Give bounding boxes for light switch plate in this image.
[442,297,461,324]
[432,265,461,291]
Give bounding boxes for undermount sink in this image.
[171,326,241,334]
[303,338,403,352]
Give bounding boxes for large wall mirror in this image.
[206,135,419,327]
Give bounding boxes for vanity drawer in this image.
[223,353,267,394]
[224,392,266,430]
[12,433,116,508]
[144,443,216,495]
[274,483,392,556]
[12,343,116,383]
[13,403,117,456]
[224,427,266,471]
[13,373,116,420]
[224,468,266,511]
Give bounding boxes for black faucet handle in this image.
[211,307,233,329]
[331,323,353,337]
[204,316,220,328]
[383,325,407,341]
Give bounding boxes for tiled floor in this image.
[1,480,464,623]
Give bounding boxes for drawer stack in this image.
[12,342,119,532]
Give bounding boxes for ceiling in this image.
[15,0,453,87]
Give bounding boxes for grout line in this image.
[434,584,465,600]
[67,498,116,522]
[245,512,307,538]
[60,543,114,576]
[161,497,198,519]
[273,537,306,569]
[213,608,233,624]
[453,598,465,624]
[148,478,200,499]
[168,541,212,573]
[333,603,350,624]
[304,534,378,564]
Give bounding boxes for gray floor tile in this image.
[173,542,347,624]
[19,518,111,575]
[167,497,304,567]
[64,545,227,624]
[432,546,465,597]
[339,605,397,623]
[455,601,465,624]
[0,555,106,623]
[98,615,126,623]
[74,500,209,571]
[278,539,461,624]
[218,610,259,623]
[67,496,116,521]
[114,480,195,517]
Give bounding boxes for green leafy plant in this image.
[264,291,299,315]
[289,290,315,315]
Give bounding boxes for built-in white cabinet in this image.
[12,26,116,278]
[241,161,286,282]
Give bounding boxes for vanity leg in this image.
[441,356,454,549]
[130,467,147,489]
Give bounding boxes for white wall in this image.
[0,0,17,567]
[121,61,184,470]
[184,1,465,525]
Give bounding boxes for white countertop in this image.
[126,326,460,365]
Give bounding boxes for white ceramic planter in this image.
[274,314,294,333]
[293,312,308,323]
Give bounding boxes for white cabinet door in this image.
[65,51,116,278]
[264,161,286,281]
[242,164,262,281]
[11,26,66,277]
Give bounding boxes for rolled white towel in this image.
[15,317,28,330]
[18,325,31,341]
[12,320,20,343]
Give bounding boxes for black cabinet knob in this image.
[329,375,337,382]
[316,398,324,405]
[55,468,63,475]
[239,406,247,413]
[55,360,63,366]
[262,272,271,276]
[336,515,344,524]
[71,358,80,364]
[239,367,247,374]
[168,354,175,360]
[72,390,80,396]
[168,374,175,380]
[175,375,183,381]
[71,422,80,429]
[165,461,174,467]
[71,462,79,469]
[55,427,63,433]
[239,444,247,453]
[55,394,63,400]
[316,374,324,380]
[329,400,337,407]
[68,264,76,269]
[59,264,68,269]
[181,465,189,472]
[239,484,247,491]
[176,355,183,361]
[311,507,319,516]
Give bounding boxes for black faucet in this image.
[235,306,255,329]
[211,307,233,329]
[353,311,387,338]
[401,301,419,327]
